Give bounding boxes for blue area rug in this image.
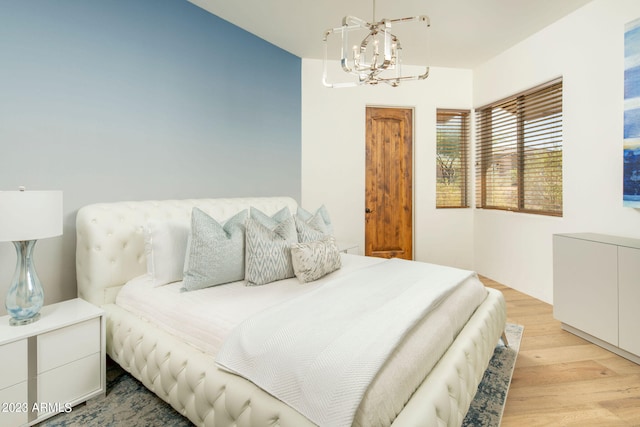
[463,322,523,427]
[40,323,523,427]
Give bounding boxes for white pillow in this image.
[144,219,190,287]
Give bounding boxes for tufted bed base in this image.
[76,197,506,427]
[105,289,505,427]
[105,303,313,426]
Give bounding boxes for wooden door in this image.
[365,107,413,259]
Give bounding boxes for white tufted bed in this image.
[75,196,507,427]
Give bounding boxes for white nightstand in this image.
[337,241,359,254]
[0,298,105,427]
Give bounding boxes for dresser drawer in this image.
[0,381,29,426]
[0,339,27,390]
[37,318,100,373]
[38,352,101,409]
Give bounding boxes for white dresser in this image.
[0,298,105,426]
[553,233,640,364]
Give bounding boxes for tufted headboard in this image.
[75,196,298,307]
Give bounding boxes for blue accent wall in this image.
[0,0,301,308]
[0,0,301,202]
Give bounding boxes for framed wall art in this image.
[624,17,640,207]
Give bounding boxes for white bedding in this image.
[217,258,477,427]
[115,253,488,426]
[115,254,385,356]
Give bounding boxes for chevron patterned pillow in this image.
[245,215,298,286]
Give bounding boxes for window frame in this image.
[474,78,563,217]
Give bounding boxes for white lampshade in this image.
[0,190,63,242]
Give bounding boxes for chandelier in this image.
[322,0,430,88]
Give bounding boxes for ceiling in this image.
[187,0,592,68]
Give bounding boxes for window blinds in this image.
[475,79,563,216]
[436,109,470,208]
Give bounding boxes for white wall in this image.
[473,0,640,303]
[301,62,475,270]
[303,0,640,305]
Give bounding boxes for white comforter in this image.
[215,258,475,427]
[115,254,488,426]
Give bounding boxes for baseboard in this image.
[560,323,640,365]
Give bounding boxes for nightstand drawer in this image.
[37,318,100,373]
[38,352,101,407]
[0,339,27,390]
[0,382,29,426]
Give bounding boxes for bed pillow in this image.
[144,219,190,287]
[290,236,342,283]
[250,206,292,228]
[182,208,248,291]
[245,215,298,286]
[294,214,329,243]
[297,205,333,235]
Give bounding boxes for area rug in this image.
[40,323,523,427]
[462,322,523,427]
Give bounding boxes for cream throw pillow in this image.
[290,236,342,283]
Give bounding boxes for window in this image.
[475,79,563,216]
[436,109,470,208]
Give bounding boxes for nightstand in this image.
[0,298,105,427]
[337,241,359,254]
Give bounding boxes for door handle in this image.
[365,208,373,214]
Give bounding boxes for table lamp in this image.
[0,188,62,325]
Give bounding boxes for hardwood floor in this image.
[481,277,640,427]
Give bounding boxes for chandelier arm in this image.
[377,67,430,85]
[387,15,431,26]
[342,15,368,29]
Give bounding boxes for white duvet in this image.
[116,254,385,355]
[216,257,476,427]
[116,254,488,426]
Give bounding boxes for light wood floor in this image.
[481,277,640,427]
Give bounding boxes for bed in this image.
[75,196,506,427]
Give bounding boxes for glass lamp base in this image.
[5,240,45,327]
[9,312,40,326]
